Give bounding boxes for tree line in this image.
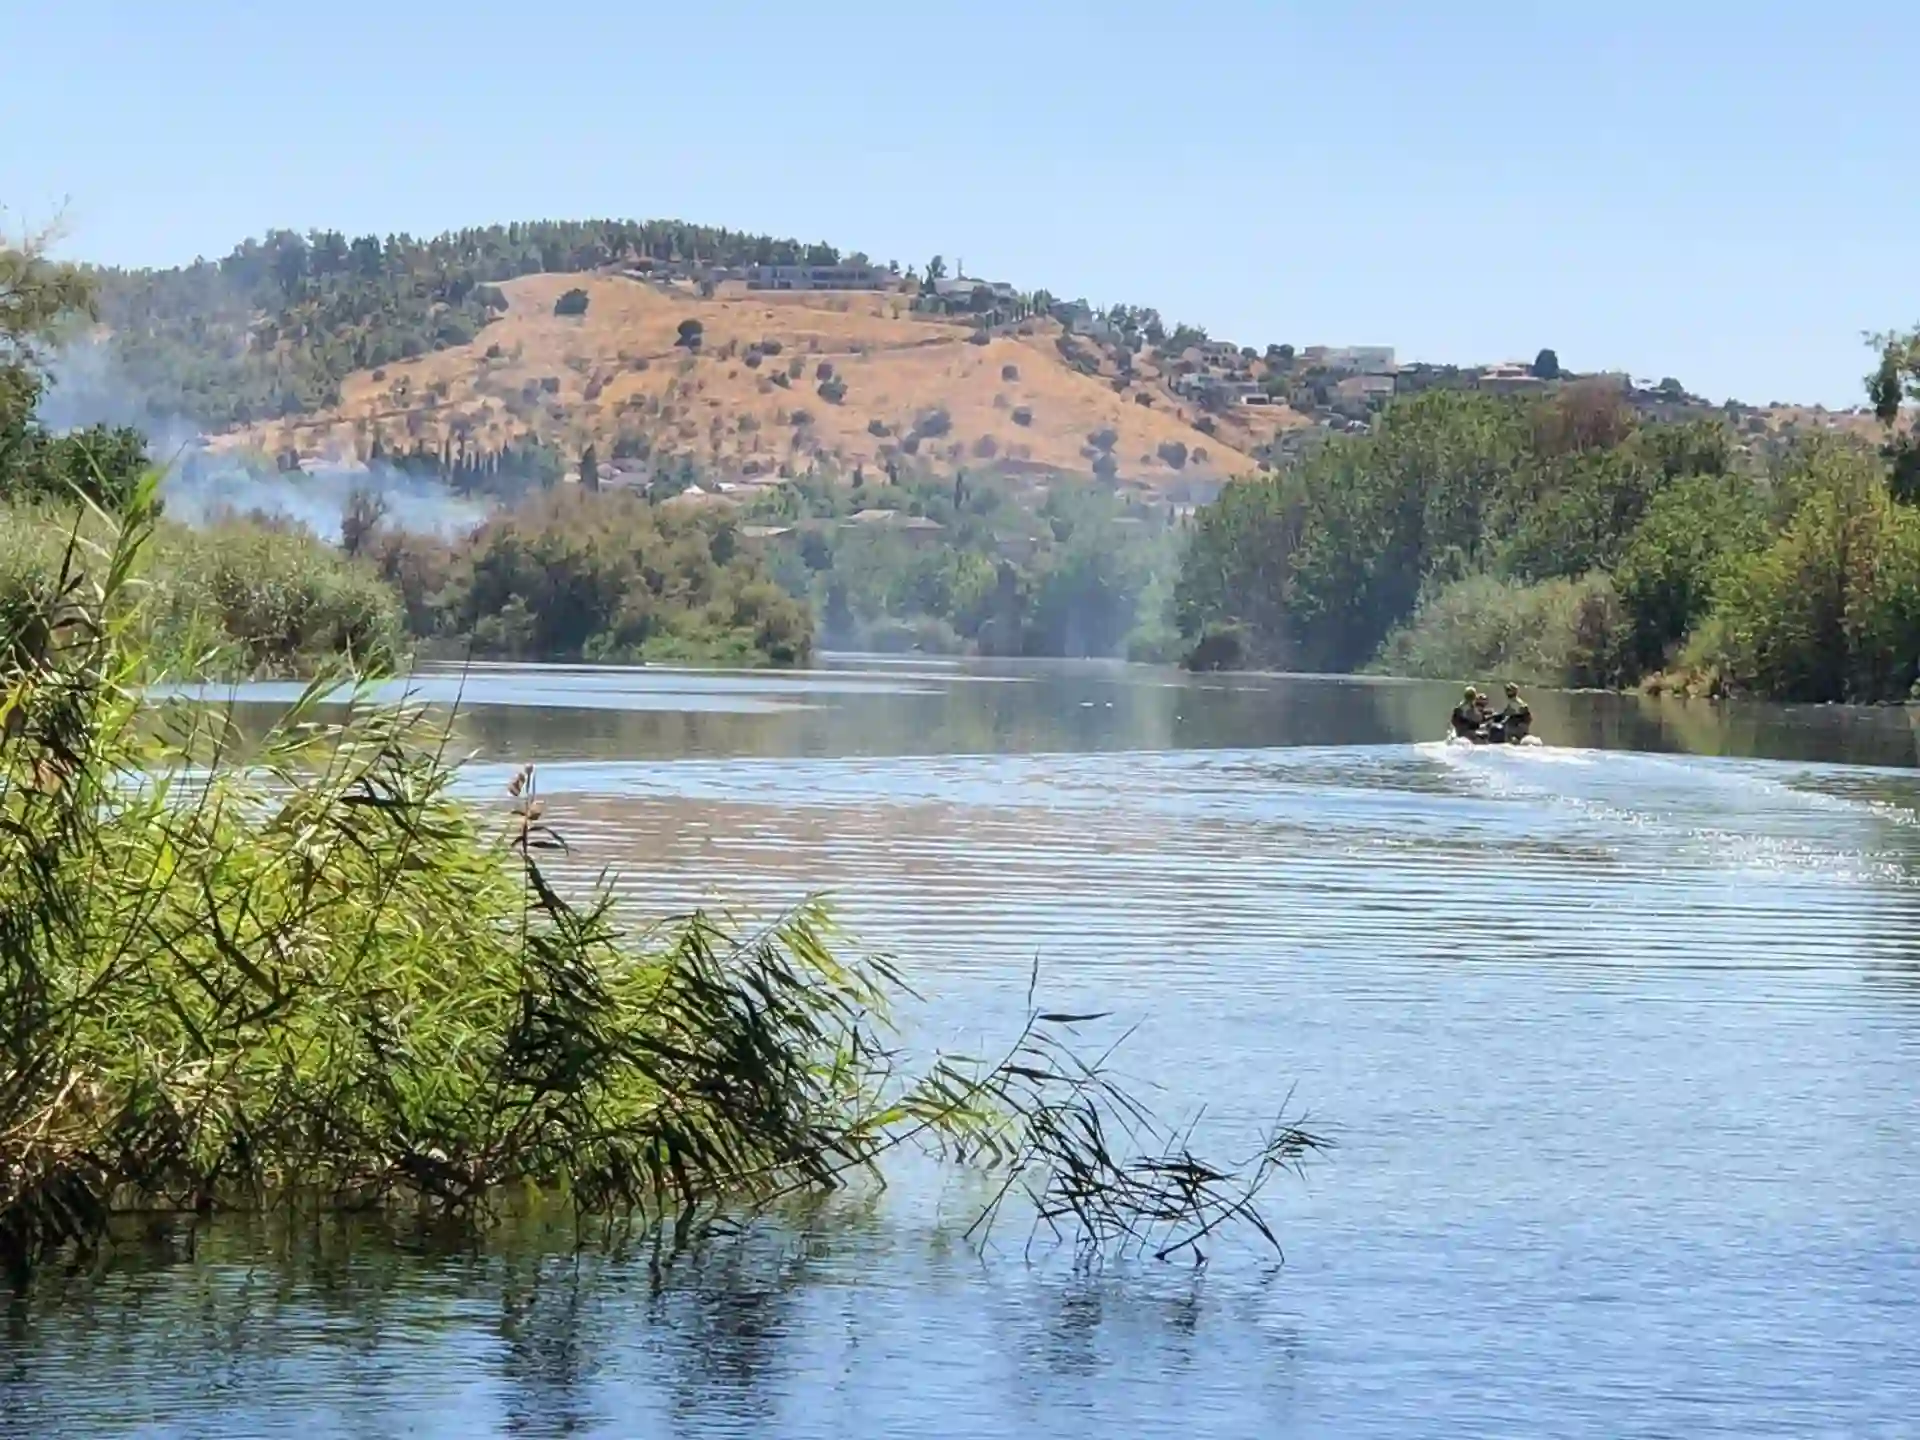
[1172,347,1920,704]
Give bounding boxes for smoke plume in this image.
[38,339,494,543]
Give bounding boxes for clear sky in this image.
[2,1,1908,406]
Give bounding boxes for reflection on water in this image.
[13,660,1920,1437]
[169,655,1920,769]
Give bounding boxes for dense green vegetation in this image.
[369,489,814,666]
[2,498,407,678]
[745,470,1181,660]
[86,221,884,427]
[1175,371,1920,703]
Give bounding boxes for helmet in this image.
[1505,682,1519,697]
[1463,685,1478,700]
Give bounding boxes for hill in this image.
[80,218,1863,500]
[78,221,1309,495]
[202,271,1285,492]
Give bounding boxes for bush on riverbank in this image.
[1371,571,1628,688]
[376,488,813,666]
[0,494,405,678]
[0,494,1321,1273]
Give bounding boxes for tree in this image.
[925,255,947,282]
[553,288,590,317]
[340,487,390,557]
[676,318,704,351]
[0,235,151,512]
[1868,326,1920,503]
[1531,348,1561,380]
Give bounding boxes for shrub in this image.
[1012,406,1033,427]
[1001,364,1020,382]
[867,419,891,437]
[1371,572,1628,688]
[972,435,1000,459]
[817,377,848,405]
[676,319,703,351]
[815,361,835,381]
[1157,440,1188,469]
[553,288,590,317]
[1183,623,1247,671]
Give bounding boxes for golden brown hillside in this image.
[213,272,1301,490]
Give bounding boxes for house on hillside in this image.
[1335,373,1397,405]
[1473,362,1549,396]
[913,277,1020,319]
[1171,373,1264,408]
[840,508,947,546]
[746,262,891,291]
[1051,300,1120,343]
[1302,345,1397,375]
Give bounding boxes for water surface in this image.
[9,660,1920,1438]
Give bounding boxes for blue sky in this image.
[1,1,1908,405]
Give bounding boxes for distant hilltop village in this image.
[612,253,1865,467]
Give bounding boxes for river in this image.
[7,659,1920,1437]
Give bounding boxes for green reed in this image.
[0,479,1325,1275]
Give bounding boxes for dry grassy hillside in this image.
[215,272,1299,489]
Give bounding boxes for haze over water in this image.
[9,660,1920,1438]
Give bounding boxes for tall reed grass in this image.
[1,481,1324,1275]
[0,495,404,679]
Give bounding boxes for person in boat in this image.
[1450,686,1484,739]
[1499,682,1532,742]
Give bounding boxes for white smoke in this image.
[164,454,492,544]
[37,339,495,543]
